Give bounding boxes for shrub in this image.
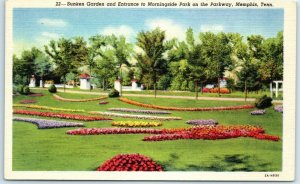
[17,85,25,94]
[23,86,30,95]
[108,89,119,98]
[255,95,273,109]
[48,84,57,93]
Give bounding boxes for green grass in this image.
[61,86,283,100]
[12,90,282,171]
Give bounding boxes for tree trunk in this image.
[119,64,122,96]
[103,79,105,91]
[195,81,198,100]
[218,78,221,97]
[89,64,92,92]
[63,75,66,92]
[244,80,247,101]
[201,82,203,94]
[154,82,157,98]
[41,76,44,88]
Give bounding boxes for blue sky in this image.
[13,8,283,55]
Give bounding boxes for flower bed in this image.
[66,125,279,142]
[66,127,162,135]
[250,109,266,115]
[119,97,255,111]
[274,105,283,113]
[108,108,170,114]
[53,94,107,102]
[28,93,44,97]
[186,119,218,126]
[99,101,109,105]
[143,125,280,142]
[13,117,84,129]
[13,104,85,112]
[13,109,112,121]
[112,121,162,127]
[97,154,163,171]
[209,88,230,94]
[89,111,181,121]
[19,99,37,104]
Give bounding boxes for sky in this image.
[13,8,283,55]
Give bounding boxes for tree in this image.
[108,35,133,96]
[136,28,172,97]
[88,35,108,90]
[200,32,233,96]
[34,52,53,87]
[45,38,88,92]
[259,31,283,84]
[13,47,41,85]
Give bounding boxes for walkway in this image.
[32,88,283,103]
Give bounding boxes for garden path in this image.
[32,88,283,103]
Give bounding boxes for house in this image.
[79,74,91,90]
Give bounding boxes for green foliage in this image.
[255,95,273,109]
[136,28,172,96]
[23,86,30,95]
[108,89,120,98]
[17,85,30,95]
[48,84,57,93]
[157,75,171,90]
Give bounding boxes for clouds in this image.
[145,18,187,41]
[36,32,63,45]
[38,18,68,27]
[100,25,135,41]
[200,24,224,33]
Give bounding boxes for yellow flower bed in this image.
[112,121,162,127]
[13,104,85,112]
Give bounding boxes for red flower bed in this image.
[210,88,230,94]
[66,125,279,142]
[13,109,112,121]
[202,88,210,93]
[28,93,44,97]
[19,99,37,104]
[143,125,280,142]
[66,127,162,135]
[119,97,254,111]
[53,94,107,102]
[97,154,163,171]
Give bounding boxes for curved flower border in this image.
[97,154,163,171]
[13,104,85,112]
[13,117,84,129]
[112,121,162,127]
[53,94,107,102]
[66,125,280,142]
[119,97,255,111]
[19,99,37,104]
[13,109,112,121]
[108,108,171,114]
[89,111,181,121]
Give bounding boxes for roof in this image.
[79,74,91,79]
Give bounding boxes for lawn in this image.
[62,86,283,100]
[12,89,282,171]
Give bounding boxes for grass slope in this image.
[12,90,282,171]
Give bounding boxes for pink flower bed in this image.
[66,125,280,142]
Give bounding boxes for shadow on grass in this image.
[161,153,271,171]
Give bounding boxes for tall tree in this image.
[34,52,53,87]
[45,38,85,92]
[13,47,41,85]
[136,28,172,97]
[108,35,133,96]
[200,32,233,96]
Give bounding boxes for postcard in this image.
[5,0,296,181]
